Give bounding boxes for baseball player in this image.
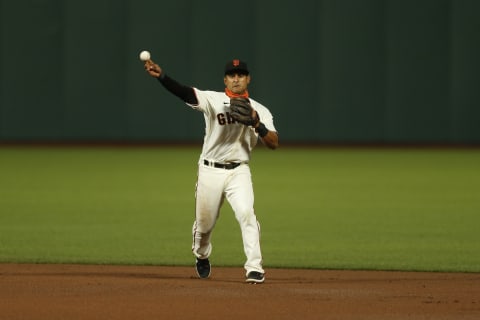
[144,58,278,283]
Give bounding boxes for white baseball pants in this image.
[192,163,264,275]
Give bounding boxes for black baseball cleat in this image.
[246,271,265,284]
[195,258,211,279]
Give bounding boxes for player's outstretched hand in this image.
[144,60,162,78]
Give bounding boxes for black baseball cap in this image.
[224,59,249,75]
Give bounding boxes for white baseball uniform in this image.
[188,88,276,275]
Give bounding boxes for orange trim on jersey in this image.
[225,88,249,99]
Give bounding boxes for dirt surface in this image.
[1,264,479,320]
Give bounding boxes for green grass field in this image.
[0,146,479,272]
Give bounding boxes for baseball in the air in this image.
[139,50,151,61]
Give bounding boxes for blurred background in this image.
[0,0,479,145]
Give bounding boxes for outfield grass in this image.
[0,146,479,272]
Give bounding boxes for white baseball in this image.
[139,50,151,61]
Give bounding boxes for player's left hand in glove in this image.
[230,97,259,127]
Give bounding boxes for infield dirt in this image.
[1,264,479,319]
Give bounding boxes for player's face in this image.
[224,73,250,94]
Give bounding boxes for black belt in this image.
[203,160,242,170]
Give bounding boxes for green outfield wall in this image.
[1,0,479,143]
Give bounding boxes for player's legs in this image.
[192,165,226,259]
[225,165,264,275]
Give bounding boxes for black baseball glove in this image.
[230,97,259,126]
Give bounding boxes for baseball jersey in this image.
[187,88,276,164]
